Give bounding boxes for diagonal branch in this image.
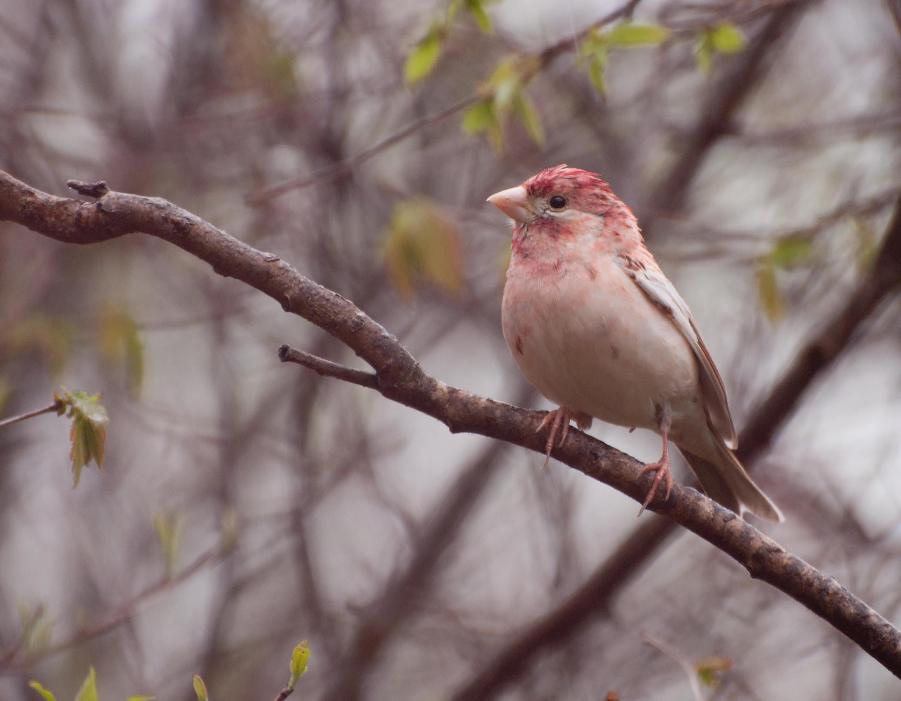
[278,345,378,389]
[320,430,517,701]
[1,169,900,679]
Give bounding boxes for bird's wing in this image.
[618,252,738,448]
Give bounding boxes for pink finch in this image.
[488,165,782,522]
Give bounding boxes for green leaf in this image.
[9,316,74,377]
[467,0,492,33]
[288,640,311,688]
[580,28,605,56]
[756,261,783,323]
[462,100,495,134]
[696,656,732,687]
[605,22,670,46]
[587,52,607,94]
[0,375,10,413]
[17,604,52,652]
[126,697,155,701]
[56,389,109,487]
[709,23,746,53]
[769,235,814,268]
[490,59,520,112]
[694,35,713,74]
[28,617,53,653]
[405,26,443,85]
[74,667,98,701]
[579,30,608,94]
[513,92,544,146]
[192,675,209,701]
[154,513,182,578]
[447,0,464,22]
[383,198,465,299]
[98,307,144,396]
[461,100,503,150]
[28,681,57,701]
[852,217,878,271]
[219,507,239,553]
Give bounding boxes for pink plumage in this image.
[488,165,782,522]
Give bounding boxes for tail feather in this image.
[681,444,783,523]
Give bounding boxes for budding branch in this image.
[1,169,899,677]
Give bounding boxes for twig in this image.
[0,543,227,669]
[0,401,61,429]
[641,1,810,239]
[640,632,705,701]
[245,95,479,205]
[278,345,378,389]
[245,0,642,205]
[2,169,901,679]
[272,687,293,701]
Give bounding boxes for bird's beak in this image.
[487,185,532,224]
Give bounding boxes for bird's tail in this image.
[681,440,783,523]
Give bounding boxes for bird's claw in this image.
[637,459,673,516]
[536,408,593,466]
[537,408,568,465]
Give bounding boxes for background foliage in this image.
[0,0,899,699]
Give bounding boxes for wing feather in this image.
[618,253,738,448]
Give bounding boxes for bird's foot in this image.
[536,407,592,465]
[638,458,673,515]
[637,405,673,516]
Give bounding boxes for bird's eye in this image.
[548,195,567,210]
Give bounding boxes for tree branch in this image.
[278,345,378,389]
[2,169,900,678]
[0,401,61,429]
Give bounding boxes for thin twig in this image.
[0,401,61,429]
[641,632,705,701]
[245,0,642,205]
[278,345,378,389]
[245,95,479,205]
[1,543,228,669]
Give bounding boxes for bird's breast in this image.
[502,252,700,431]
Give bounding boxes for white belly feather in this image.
[502,252,703,436]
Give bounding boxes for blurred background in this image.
[0,0,899,699]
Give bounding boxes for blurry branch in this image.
[452,195,901,700]
[723,110,901,146]
[2,170,901,678]
[0,400,62,429]
[320,386,531,701]
[641,0,809,237]
[0,538,229,670]
[245,95,480,204]
[640,633,704,701]
[245,0,644,204]
[887,0,901,37]
[661,185,901,262]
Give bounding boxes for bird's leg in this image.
[536,408,567,465]
[638,404,673,515]
[536,407,590,465]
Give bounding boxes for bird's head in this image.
[486,165,625,234]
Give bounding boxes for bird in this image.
[487,164,782,522]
